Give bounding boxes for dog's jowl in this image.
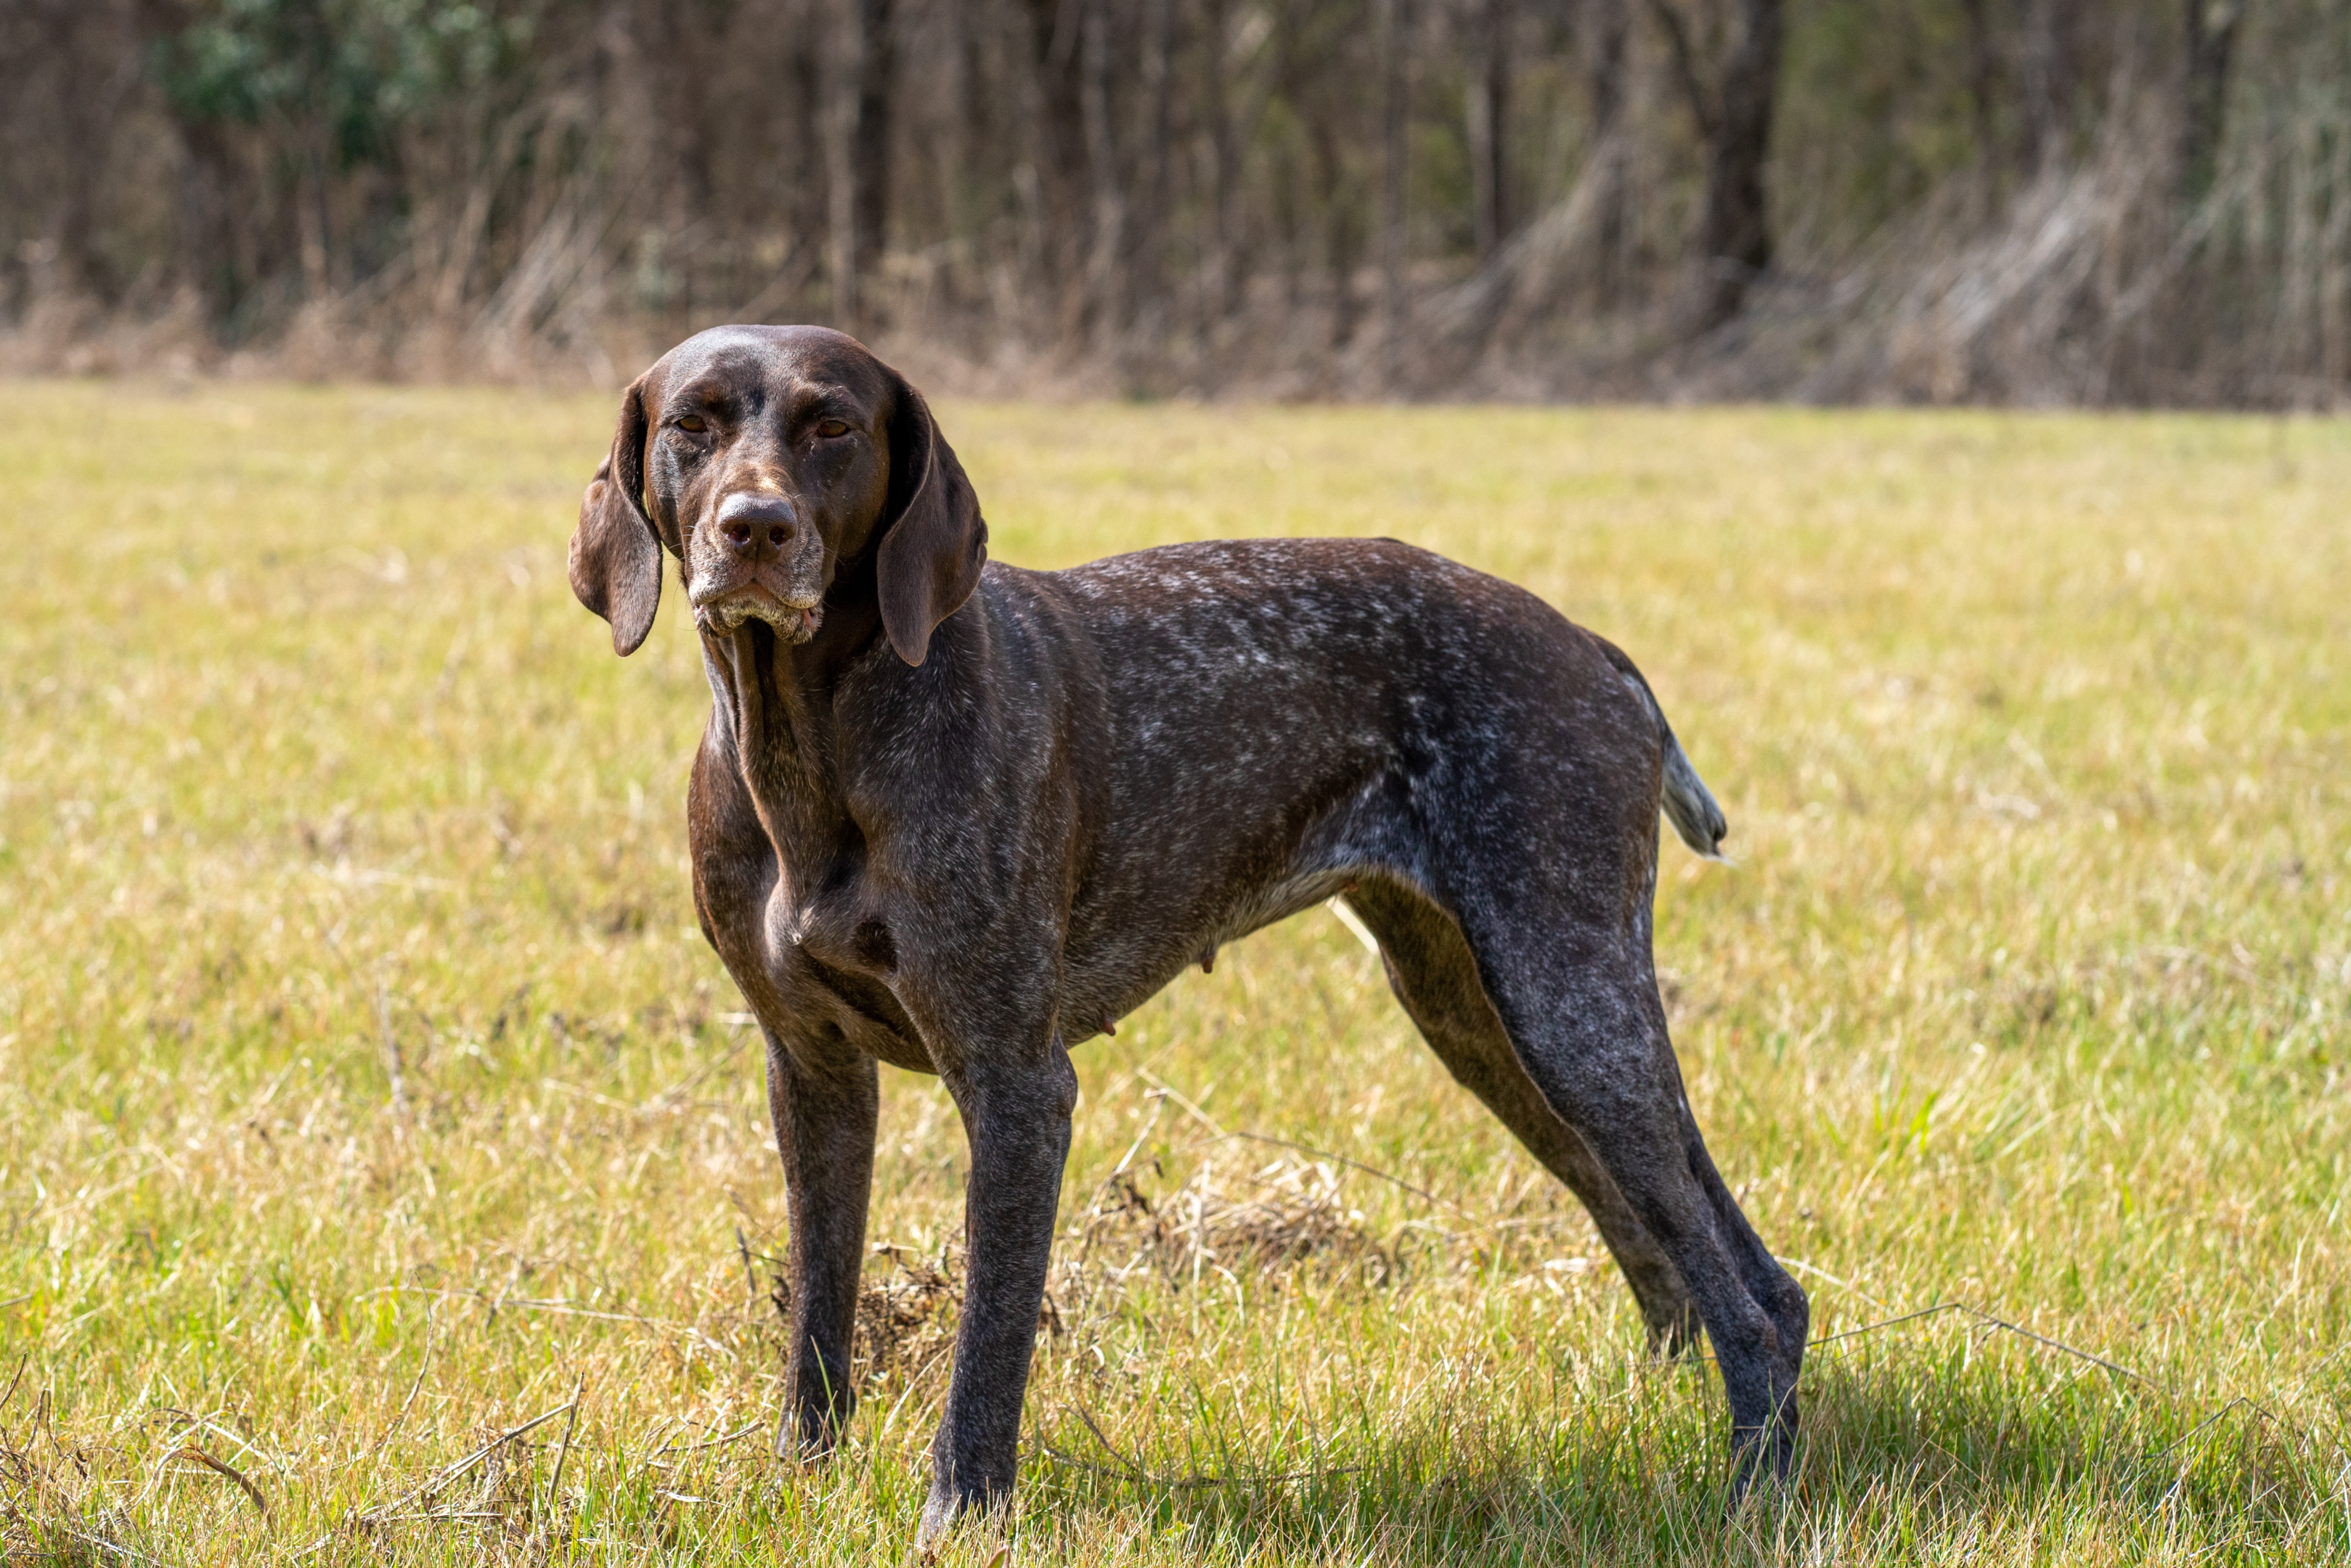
[570,324,1808,1545]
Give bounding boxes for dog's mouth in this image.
[690,581,823,641]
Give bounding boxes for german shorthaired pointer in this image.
[570,325,1806,1544]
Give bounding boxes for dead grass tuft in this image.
[1073,1156,1397,1293]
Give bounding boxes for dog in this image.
[569,325,1807,1545]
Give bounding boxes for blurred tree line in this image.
[3,0,2345,401]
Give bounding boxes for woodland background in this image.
[1,0,2342,403]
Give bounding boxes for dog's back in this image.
[1004,538,1704,1013]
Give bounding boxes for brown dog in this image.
[570,325,1806,1543]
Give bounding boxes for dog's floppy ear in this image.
[876,377,986,667]
[569,375,661,657]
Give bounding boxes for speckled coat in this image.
[569,325,1808,1548]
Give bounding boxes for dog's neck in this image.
[699,559,892,862]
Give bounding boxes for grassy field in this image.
[1,381,2346,1565]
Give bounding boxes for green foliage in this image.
[150,0,536,169]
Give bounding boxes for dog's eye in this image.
[675,415,707,433]
[815,419,851,439]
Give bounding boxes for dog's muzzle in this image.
[690,579,824,640]
[688,488,826,640]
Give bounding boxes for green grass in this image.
[1,382,2346,1564]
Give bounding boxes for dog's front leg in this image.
[916,1041,1079,1550]
[766,1027,880,1461]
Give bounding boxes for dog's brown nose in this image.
[715,491,799,560]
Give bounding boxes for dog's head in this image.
[569,325,985,665]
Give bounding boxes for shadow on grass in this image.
[1016,1349,2338,1564]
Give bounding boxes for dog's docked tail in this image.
[1660,732,1729,862]
[1596,637,1731,862]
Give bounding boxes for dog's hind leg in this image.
[1346,880,1701,1354]
[1465,917,1806,1486]
[1674,1086,1809,1365]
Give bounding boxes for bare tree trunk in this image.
[827,24,857,326]
[31,0,113,295]
[2020,0,2079,173]
[296,137,331,300]
[1380,0,1412,346]
[1313,116,1362,350]
[951,0,987,327]
[791,19,832,321]
[1022,0,1093,343]
[1275,136,1305,312]
[2177,0,2239,203]
[1132,0,1176,346]
[1081,0,1126,345]
[1581,0,1631,308]
[1701,0,1780,327]
[1655,0,1782,330]
[1203,0,1247,323]
[1959,0,2000,216]
[1467,0,1512,260]
[2323,103,2351,384]
[173,119,243,314]
[847,0,897,332]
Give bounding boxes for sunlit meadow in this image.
[1,383,2345,1564]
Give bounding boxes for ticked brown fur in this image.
[571,325,1806,1548]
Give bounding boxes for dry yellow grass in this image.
[0,383,2344,1564]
